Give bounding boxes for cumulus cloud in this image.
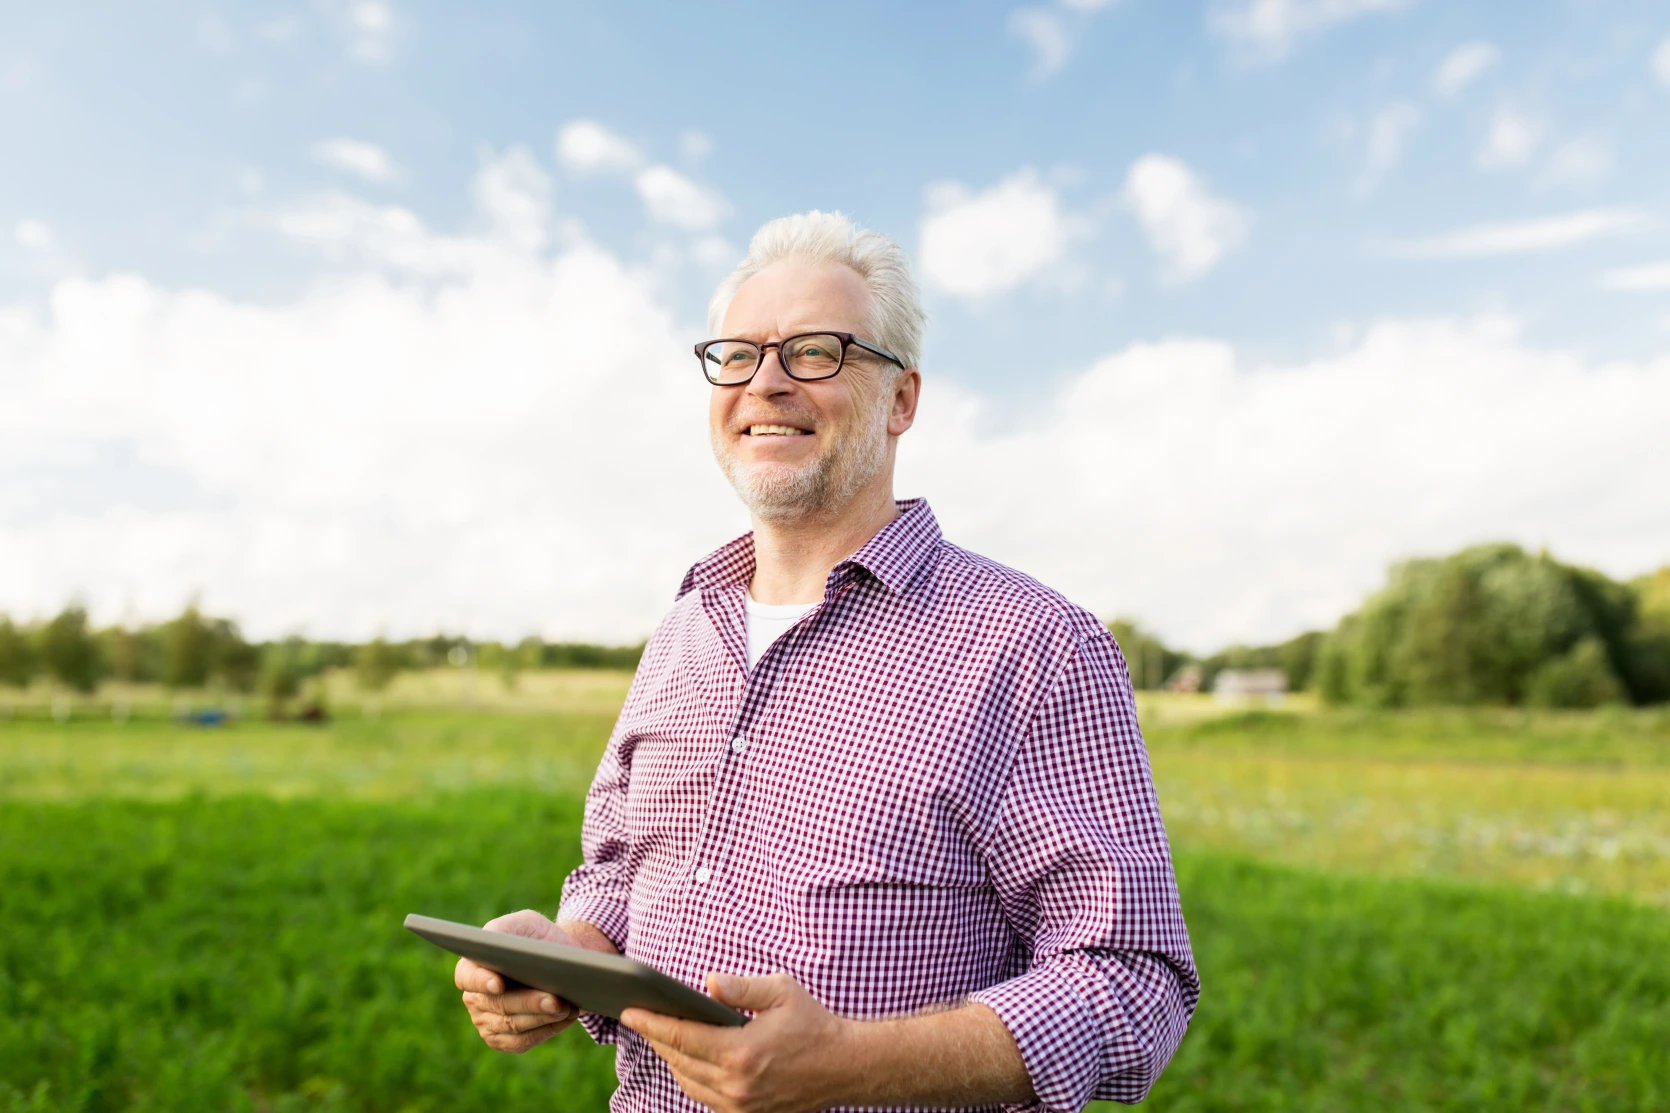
[1432,41,1498,96]
[633,165,727,230]
[918,169,1079,299]
[1121,154,1247,284]
[4,192,1669,652]
[1601,261,1670,292]
[311,137,400,184]
[1475,107,1543,170]
[1380,208,1651,259]
[1209,0,1409,60]
[556,120,644,175]
[1354,102,1419,195]
[901,315,1670,649]
[1655,37,1670,86]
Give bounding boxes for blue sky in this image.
[3,0,1669,651]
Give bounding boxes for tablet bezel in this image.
[405,913,747,1028]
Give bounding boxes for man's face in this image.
[708,258,914,522]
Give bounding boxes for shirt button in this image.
[694,866,712,884]
[730,735,747,754]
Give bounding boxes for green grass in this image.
[3,793,1666,1112]
[3,694,1669,1110]
[0,791,617,1112]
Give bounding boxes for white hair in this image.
[706,210,927,372]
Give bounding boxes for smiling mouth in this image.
[746,424,812,436]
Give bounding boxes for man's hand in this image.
[621,972,853,1113]
[454,909,616,1054]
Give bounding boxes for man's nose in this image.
[747,347,797,395]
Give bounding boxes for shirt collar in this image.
[678,497,943,600]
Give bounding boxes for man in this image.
[454,212,1199,1112]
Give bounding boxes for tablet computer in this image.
[404,913,747,1027]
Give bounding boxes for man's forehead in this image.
[723,259,869,335]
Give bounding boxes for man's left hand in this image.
[620,971,852,1113]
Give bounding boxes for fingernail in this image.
[541,996,558,1014]
[485,978,501,994]
[555,1006,571,1021]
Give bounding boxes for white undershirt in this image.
[744,592,817,668]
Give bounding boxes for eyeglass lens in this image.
[704,334,844,384]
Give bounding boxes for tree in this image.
[40,605,103,694]
[356,637,400,694]
[163,605,215,689]
[1526,637,1625,708]
[0,617,37,689]
[259,639,302,716]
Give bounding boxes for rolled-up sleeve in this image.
[967,631,1199,1110]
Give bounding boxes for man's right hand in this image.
[454,909,617,1054]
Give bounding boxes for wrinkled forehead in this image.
[721,258,872,340]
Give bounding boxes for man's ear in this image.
[888,368,921,436]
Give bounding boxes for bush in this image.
[1525,637,1626,709]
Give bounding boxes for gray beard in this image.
[712,392,890,525]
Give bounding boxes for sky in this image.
[2,0,1668,653]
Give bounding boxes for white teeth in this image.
[748,424,810,436]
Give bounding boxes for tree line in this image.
[1111,544,1670,708]
[6,541,1666,712]
[0,605,645,706]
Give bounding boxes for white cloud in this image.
[1601,261,1670,292]
[4,186,1668,653]
[1060,0,1119,9]
[1654,37,1670,86]
[311,137,400,184]
[471,147,554,253]
[633,165,727,230]
[1009,7,1071,77]
[1380,207,1652,259]
[556,120,644,175]
[13,219,54,252]
[1475,107,1543,170]
[679,130,715,162]
[918,169,1079,299]
[1121,154,1247,284]
[901,315,1670,649]
[1354,102,1419,195]
[1536,137,1614,190]
[1208,0,1409,59]
[1431,41,1498,96]
[330,0,395,64]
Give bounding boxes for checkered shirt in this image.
[558,498,1199,1112]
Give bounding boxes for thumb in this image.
[708,971,796,1012]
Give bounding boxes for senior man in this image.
[454,212,1199,1112]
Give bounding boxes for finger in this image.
[707,970,795,1012]
[464,992,571,1025]
[483,1023,564,1054]
[455,957,504,995]
[621,1009,727,1066]
[474,1006,574,1036]
[483,908,563,941]
[488,988,568,1017]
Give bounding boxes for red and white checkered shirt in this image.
[559,498,1198,1112]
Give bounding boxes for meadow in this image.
[1,674,1666,1111]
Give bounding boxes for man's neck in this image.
[748,485,900,605]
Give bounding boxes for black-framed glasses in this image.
[694,331,905,385]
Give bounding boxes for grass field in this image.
[2,674,1667,1110]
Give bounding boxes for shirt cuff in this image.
[556,894,630,1046]
[556,893,629,952]
[967,963,1103,1113]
